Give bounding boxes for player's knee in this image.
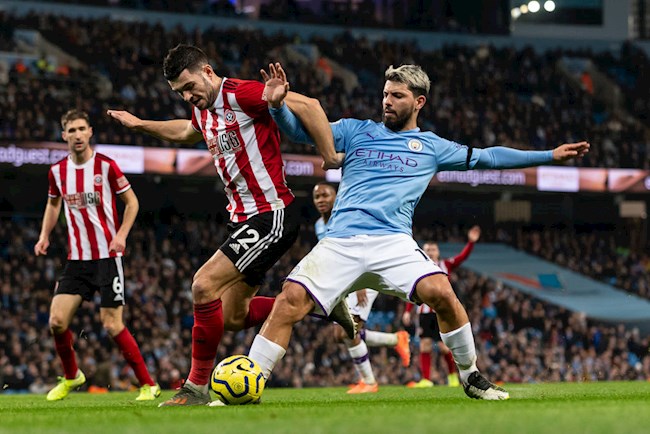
[418,281,456,315]
[191,275,215,303]
[49,314,68,334]
[101,318,124,337]
[275,284,312,323]
[421,339,433,353]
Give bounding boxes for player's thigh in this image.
[219,205,301,289]
[50,260,90,329]
[365,234,445,302]
[97,257,126,309]
[347,289,379,322]
[414,273,455,306]
[264,280,316,326]
[193,249,245,301]
[49,293,83,330]
[287,237,365,316]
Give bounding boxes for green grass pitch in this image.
[2,382,650,434]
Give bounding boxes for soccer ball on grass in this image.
[211,355,266,405]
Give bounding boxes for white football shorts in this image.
[346,289,379,322]
[287,234,445,316]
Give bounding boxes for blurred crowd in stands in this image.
[38,0,509,34]
[1,216,649,394]
[0,11,648,168]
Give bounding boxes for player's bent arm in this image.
[284,92,337,166]
[115,188,139,240]
[474,147,553,169]
[136,118,203,145]
[108,110,202,145]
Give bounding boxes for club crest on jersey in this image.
[93,175,103,186]
[224,109,237,126]
[408,139,423,152]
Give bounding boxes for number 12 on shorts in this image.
[231,224,260,251]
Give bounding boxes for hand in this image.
[321,152,346,170]
[468,225,481,242]
[106,110,142,130]
[402,311,412,327]
[260,62,289,108]
[109,234,126,254]
[552,141,590,162]
[34,238,49,256]
[356,289,368,307]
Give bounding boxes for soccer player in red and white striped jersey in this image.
[35,109,160,401]
[402,226,481,388]
[107,45,346,406]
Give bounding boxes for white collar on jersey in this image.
[68,150,95,168]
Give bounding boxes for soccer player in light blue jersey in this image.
[248,62,589,400]
[313,182,411,394]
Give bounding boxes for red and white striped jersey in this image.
[48,152,131,261]
[410,241,476,314]
[191,77,294,223]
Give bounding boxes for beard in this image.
[382,110,410,132]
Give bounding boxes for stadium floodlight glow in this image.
[520,4,529,13]
[528,1,541,13]
[544,0,556,12]
[511,7,522,19]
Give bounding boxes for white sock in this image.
[364,330,398,347]
[248,335,286,379]
[439,322,478,383]
[347,341,376,385]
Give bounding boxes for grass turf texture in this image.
[1,382,650,434]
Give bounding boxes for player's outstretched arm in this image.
[106,110,202,145]
[109,188,139,254]
[261,62,342,169]
[474,141,590,169]
[34,197,62,256]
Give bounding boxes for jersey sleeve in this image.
[108,160,131,195]
[234,80,268,118]
[330,118,364,153]
[444,241,475,272]
[435,138,481,171]
[47,168,60,198]
[190,108,201,132]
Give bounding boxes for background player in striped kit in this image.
[313,182,411,394]
[403,226,481,388]
[35,109,160,401]
[107,45,351,406]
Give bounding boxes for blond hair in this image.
[384,65,430,97]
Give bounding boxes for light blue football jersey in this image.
[325,119,482,238]
[315,216,328,241]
